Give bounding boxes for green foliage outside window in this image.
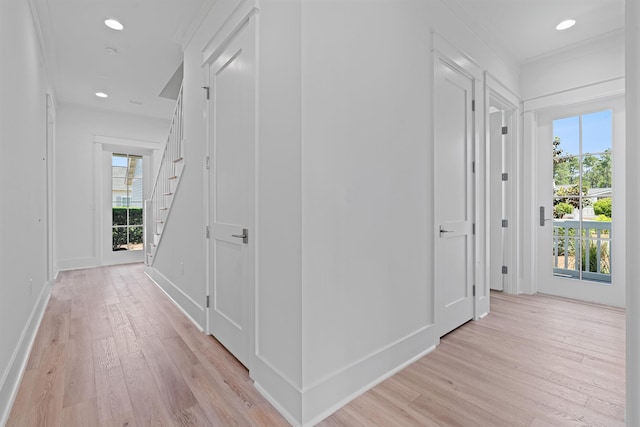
[113,207,143,226]
[553,202,574,219]
[593,197,612,218]
[112,208,143,250]
[554,185,591,208]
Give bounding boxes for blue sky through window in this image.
[553,110,612,156]
[112,155,128,167]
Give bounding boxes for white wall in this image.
[521,31,624,101]
[55,104,168,270]
[0,0,53,422]
[625,1,640,423]
[299,2,517,424]
[300,0,435,406]
[147,1,215,330]
[253,0,304,416]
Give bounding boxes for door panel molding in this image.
[434,50,477,337]
[206,16,256,369]
[485,78,519,296]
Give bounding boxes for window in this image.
[112,154,143,251]
[552,110,612,283]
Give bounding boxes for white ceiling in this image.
[34,0,624,120]
[442,0,625,64]
[35,0,208,119]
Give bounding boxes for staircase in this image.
[145,85,184,265]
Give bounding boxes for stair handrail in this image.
[145,83,184,265]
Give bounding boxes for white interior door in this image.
[434,57,475,337]
[535,96,624,307]
[207,19,256,368]
[488,99,515,293]
[489,111,504,291]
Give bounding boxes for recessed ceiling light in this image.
[556,19,576,31]
[95,92,109,98]
[104,19,124,31]
[105,47,118,55]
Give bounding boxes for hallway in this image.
[6,264,287,426]
[7,263,625,426]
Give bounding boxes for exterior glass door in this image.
[535,95,624,307]
[551,111,612,283]
[111,154,144,251]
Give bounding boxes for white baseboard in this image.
[252,324,436,427]
[144,266,205,331]
[57,257,98,271]
[301,325,436,426]
[254,380,301,427]
[0,280,52,426]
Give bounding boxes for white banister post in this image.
[626,0,639,424]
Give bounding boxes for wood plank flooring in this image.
[320,292,625,427]
[7,264,288,427]
[7,264,625,426]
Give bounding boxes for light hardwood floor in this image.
[7,264,288,427]
[7,264,625,426]
[319,292,625,427]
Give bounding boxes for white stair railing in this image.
[145,85,184,265]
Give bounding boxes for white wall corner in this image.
[0,280,52,426]
[252,357,303,427]
[181,0,216,50]
[26,0,57,100]
[254,325,436,426]
[144,266,205,330]
[300,325,436,426]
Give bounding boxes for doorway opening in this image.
[94,136,158,267]
[488,94,517,293]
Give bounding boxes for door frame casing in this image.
[530,95,625,307]
[485,73,520,295]
[203,12,258,372]
[45,93,56,280]
[93,135,160,266]
[432,33,488,332]
[522,77,625,301]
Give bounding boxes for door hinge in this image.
[472,100,476,112]
[502,172,509,181]
[202,86,210,100]
[205,225,210,239]
[502,219,509,228]
[472,285,476,297]
[502,126,508,135]
[206,295,210,308]
[205,156,210,170]
[502,266,508,274]
[472,223,476,235]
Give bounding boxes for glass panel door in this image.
[112,153,144,251]
[535,95,624,307]
[551,111,612,283]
